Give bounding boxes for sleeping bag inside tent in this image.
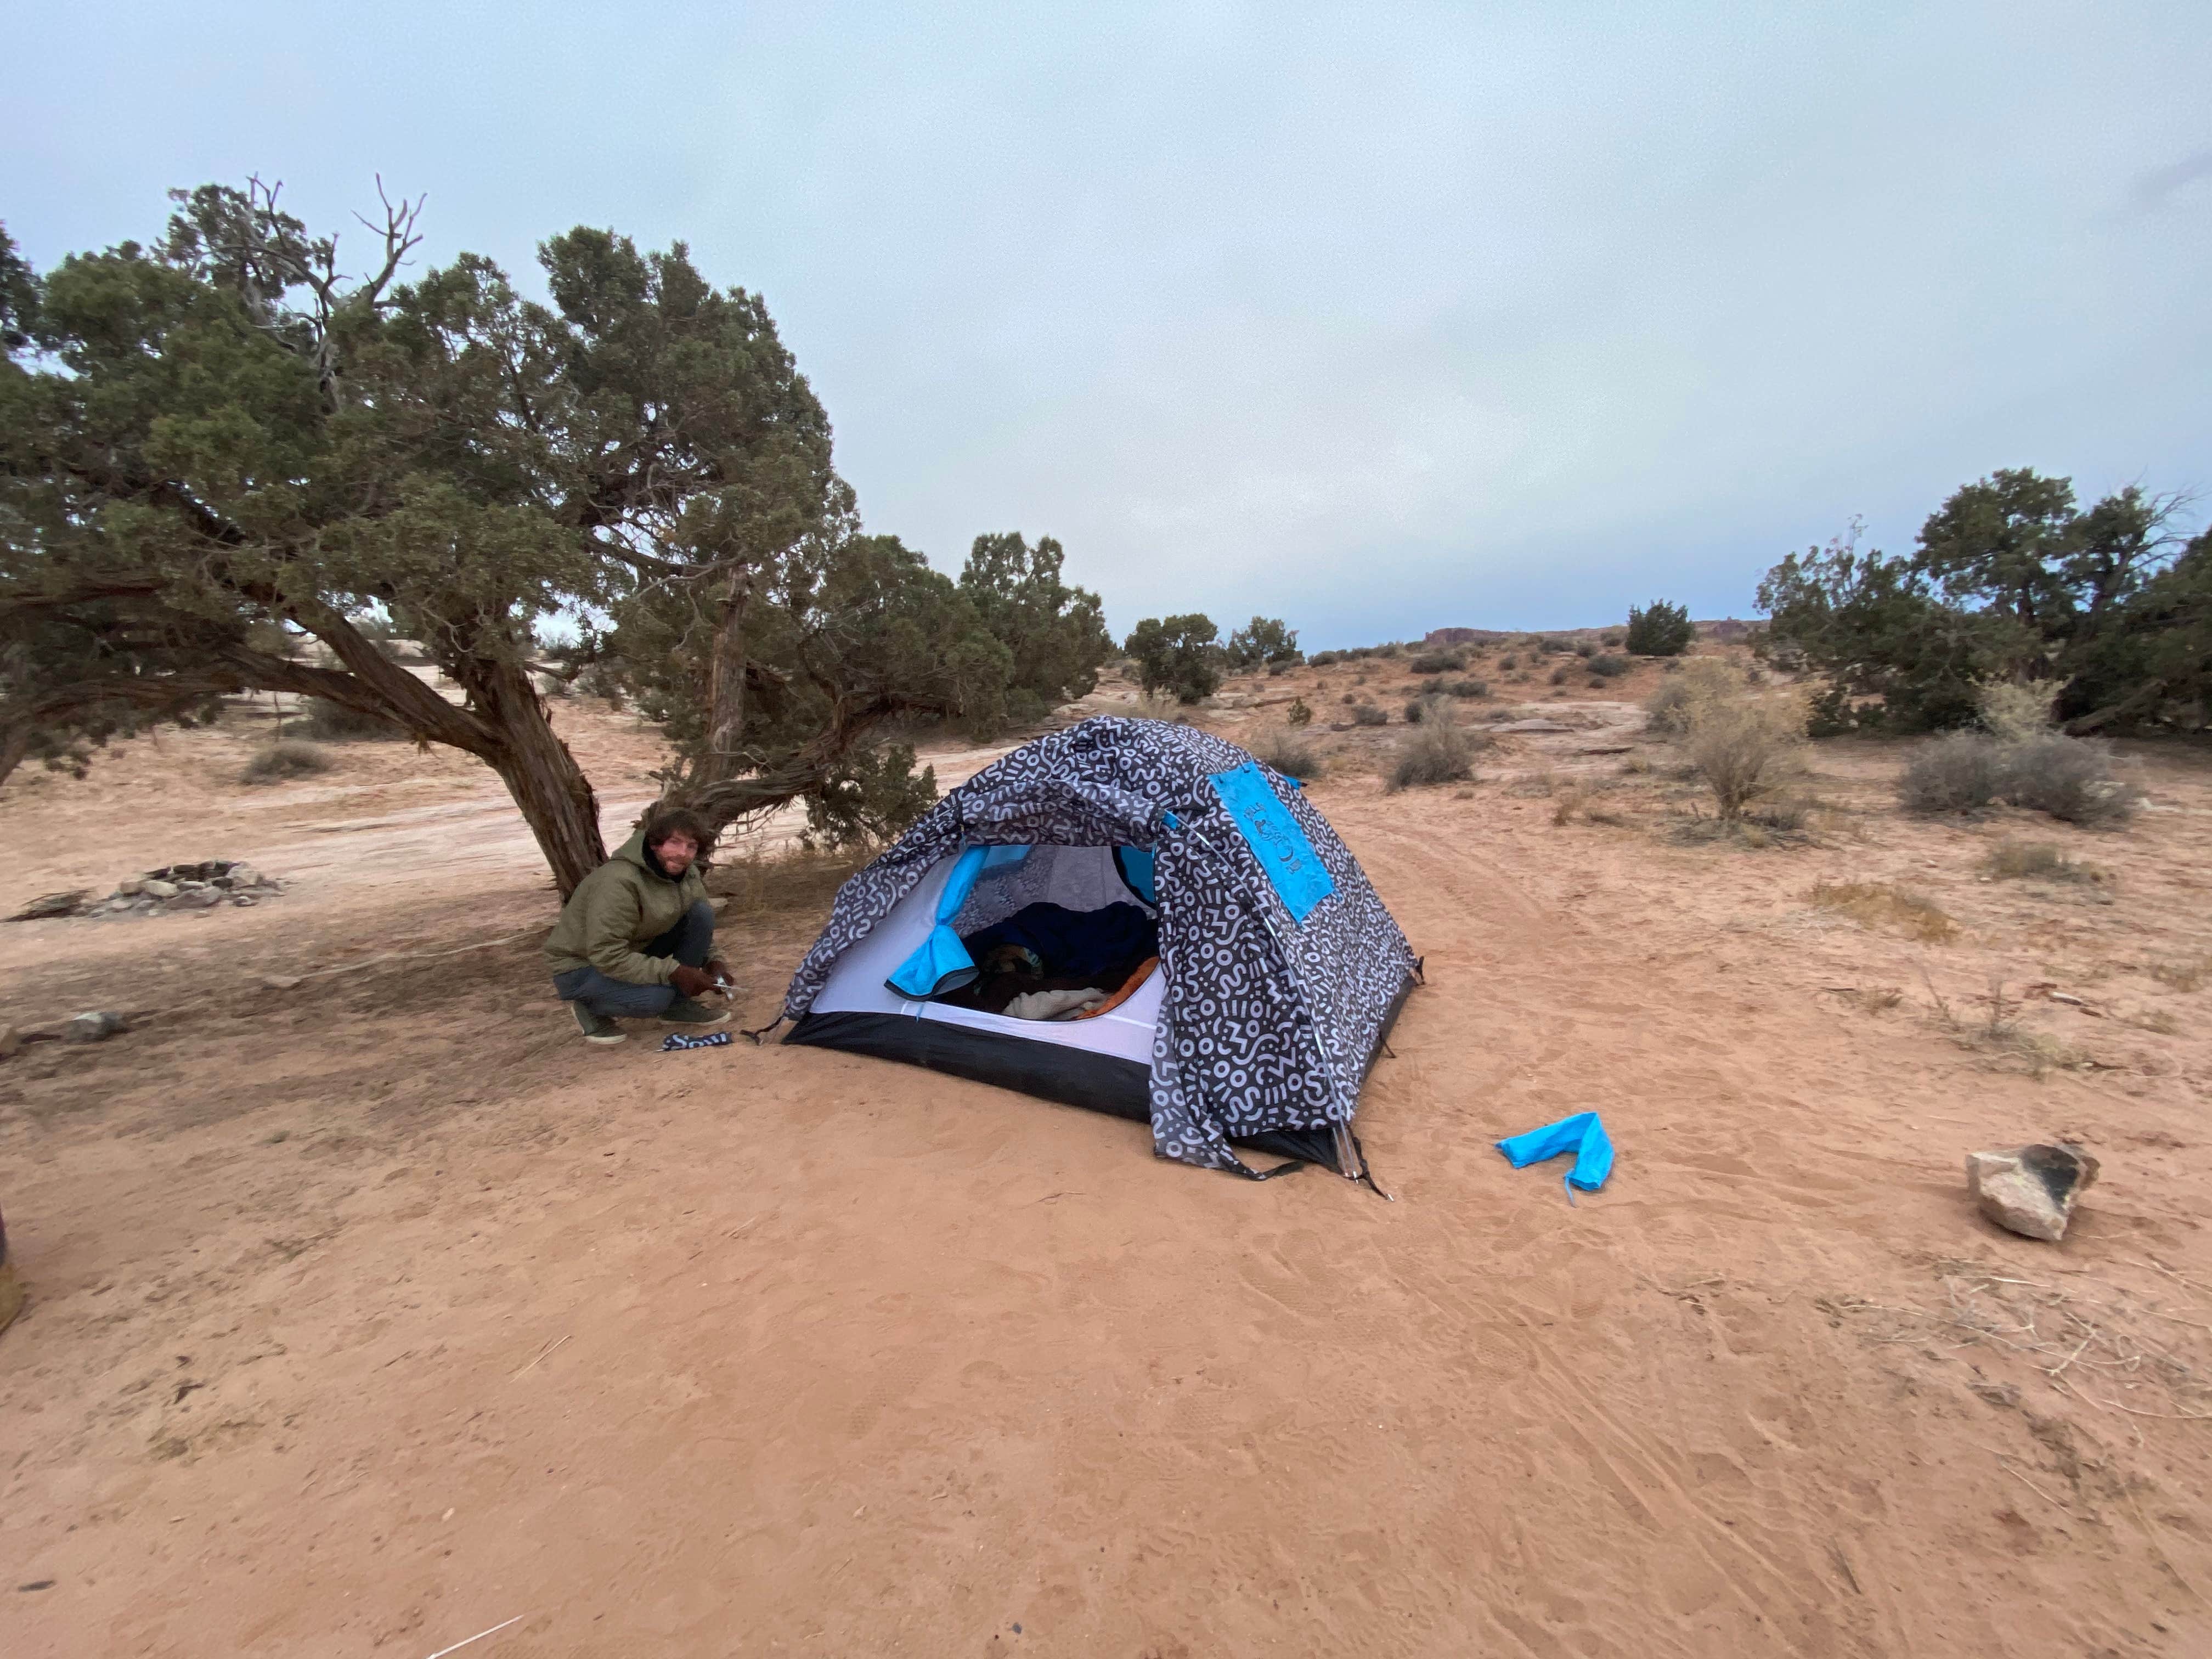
[774,717,1418,1182]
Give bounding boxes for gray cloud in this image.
[2130,148,2212,210]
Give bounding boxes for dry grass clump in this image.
[1983,838,2105,884]
[1810,879,1959,942]
[1134,690,1192,722]
[1899,730,2137,826]
[1350,703,1389,727]
[713,844,878,919]
[1386,709,1482,793]
[2000,735,2139,826]
[1677,663,1808,821]
[1824,1260,2212,1426]
[240,740,334,785]
[1898,732,2007,814]
[1244,723,1328,780]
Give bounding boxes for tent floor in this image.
[784,972,1414,1177]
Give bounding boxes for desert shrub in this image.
[1134,689,1190,723]
[1340,692,1356,705]
[1446,679,1489,699]
[1539,637,1571,654]
[1285,697,1313,727]
[1999,735,2137,826]
[1549,665,1571,685]
[1351,703,1389,727]
[1403,697,1426,723]
[1266,661,1295,677]
[1587,654,1630,678]
[1898,732,2005,814]
[1984,838,2101,882]
[1124,614,1223,703]
[241,740,333,783]
[1408,651,1464,675]
[1387,715,1479,792]
[1810,881,1958,942]
[1498,653,1519,670]
[1245,724,1327,779]
[1627,600,1696,656]
[1600,630,1624,647]
[1575,641,1596,658]
[301,696,405,741]
[1376,643,1403,658]
[1679,665,1808,820]
[1308,650,1342,668]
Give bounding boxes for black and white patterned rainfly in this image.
[774,717,1418,1182]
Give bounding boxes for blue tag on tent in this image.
[1208,762,1335,923]
[1496,1112,1613,1199]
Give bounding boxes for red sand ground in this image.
[4,663,2211,1656]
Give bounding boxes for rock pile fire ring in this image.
[7,860,286,922]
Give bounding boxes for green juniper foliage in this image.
[1760,477,2207,736]
[1124,613,1224,703]
[1,185,1110,885]
[1626,601,1695,657]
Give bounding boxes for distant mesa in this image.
[1421,618,1758,646]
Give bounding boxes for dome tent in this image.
[771,718,1418,1184]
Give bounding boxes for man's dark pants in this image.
[551,900,714,1019]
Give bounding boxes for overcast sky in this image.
[8,3,2208,645]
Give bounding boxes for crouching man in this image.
[545,806,732,1045]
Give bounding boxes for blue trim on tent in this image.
[886,844,1029,998]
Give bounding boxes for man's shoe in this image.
[572,1003,627,1045]
[661,997,731,1028]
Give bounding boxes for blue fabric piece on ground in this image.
[1496,1111,1614,1198]
[1208,761,1335,923]
[962,901,1160,982]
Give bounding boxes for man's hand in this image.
[706,957,734,987]
[670,964,715,999]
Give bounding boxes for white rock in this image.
[1967,1144,2100,1242]
[115,877,145,897]
[140,879,179,899]
[64,1011,124,1043]
[228,865,261,888]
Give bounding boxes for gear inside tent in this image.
[771,718,1420,1184]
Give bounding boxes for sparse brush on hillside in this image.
[301,697,406,741]
[1387,706,1482,792]
[1676,662,1808,821]
[240,740,332,785]
[1245,724,1328,780]
[1351,704,1389,727]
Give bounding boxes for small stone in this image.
[165,889,221,911]
[232,895,258,907]
[0,1025,20,1059]
[64,1011,125,1043]
[262,975,303,991]
[229,865,261,888]
[140,879,179,900]
[1967,1143,2101,1242]
[115,878,145,897]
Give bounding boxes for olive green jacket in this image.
[543,828,710,985]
